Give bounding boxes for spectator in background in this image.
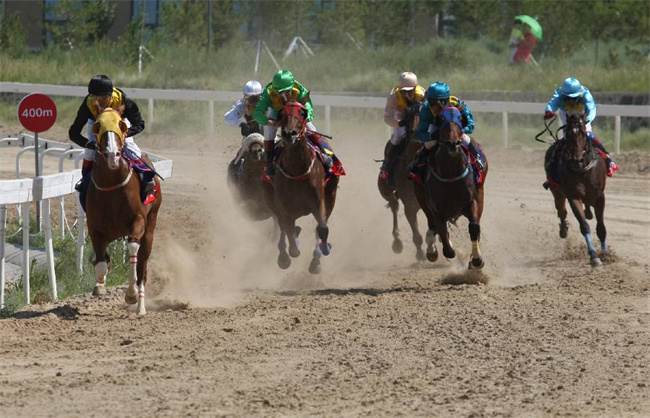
[512,23,536,64]
[508,18,524,64]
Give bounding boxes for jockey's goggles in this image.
[430,98,449,106]
[245,94,260,104]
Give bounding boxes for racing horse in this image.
[86,108,162,315]
[377,104,426,261]
[227,133,273,221]
[413,106,488,269]
[548,112,608,267]
[265,101,339,274]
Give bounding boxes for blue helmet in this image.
[561,77,582,98]
[427,82,450,100]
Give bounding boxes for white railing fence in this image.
[1,82,648,154]
[1,134,173,308]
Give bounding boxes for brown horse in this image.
[377,112,426,261]
[86,109,162,315]
[264,102,339,274]
[227,133,273,221]
[414,106,489,269]
[549,112,608,267]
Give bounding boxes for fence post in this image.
[148,98,154,132]
[502,111,509,148]
[325,104,331,135]
[43,199,58,302]
[614,115,621,155]
[1,205,6,308]
[209,100,215,135]
[22,202,30,304]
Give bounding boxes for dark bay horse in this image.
[549,112,608,267]
[264,102,339,274]
[377,109,425,261]
[87,109,162,315]
[413,106,489,269]
[227,133,273,221]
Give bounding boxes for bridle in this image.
[431,107,471,182]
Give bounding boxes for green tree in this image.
[0,12,28,57]
[44,0,115,48]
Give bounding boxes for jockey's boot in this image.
[408,144,433,175]
[264,140,276,178]
[467,141,484,171]
[379,141,400,185]
[542,142,561,190]
[75,160,93,192]
[310,133,333,171]
[588,132,619,176]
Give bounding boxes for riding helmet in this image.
[88,75,113,96]
[272,70,295,92]
[398,72,418,91]
[561,77,582,98]
[243,80,262,97]
[427,81,450,100]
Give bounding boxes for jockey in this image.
[543,77,619,188]
[253,70,335,178]
[410,81,483,173]
[225,80,264,167]
[68,75,154,198]
[379,72,426,185]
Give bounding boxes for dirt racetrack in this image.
[1,123,649,417]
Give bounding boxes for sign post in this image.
[17,93,57,232]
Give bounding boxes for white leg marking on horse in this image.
[472,240,482,259]
[137,283,146,315]
[95,261,108,285]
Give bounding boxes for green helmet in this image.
[272,70,295,92]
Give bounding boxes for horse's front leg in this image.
[594,194,607,259]
[404,204,425,261]
[125,241,140,306]
[277,229,291,269]
[89,232,109,296]
[551,189,569,238]
[436,217,455,260]
[314,200,330,256]
[568,198,602,267]
[126,215,146,313]
[466,201,484,269]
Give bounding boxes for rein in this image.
[535,116,561,144]
[431,165,471,183]
[91,168,133,191]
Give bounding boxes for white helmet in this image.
[243,80,262,97]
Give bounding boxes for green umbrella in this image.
[515,15,542,40]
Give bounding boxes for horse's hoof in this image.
[590,256,603,268]
[125,292,138,305]
[392,239,404,254]
[92,285,106,296]
[319,242,331,256]
[469,257,485,269]
[416,248,426,262]
[289,246,301,258]
[559,223,568,239]
[426,249,438,263]
[443,248,456,259]
[278,252,291,269]
[308,260,321,275]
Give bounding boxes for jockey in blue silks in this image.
[410,81,483,173]
[543,77,619,189]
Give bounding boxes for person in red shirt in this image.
[512,23,537,64]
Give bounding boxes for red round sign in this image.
[17,93,57,133]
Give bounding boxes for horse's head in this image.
[563,112,590,169]
[435,106,464,155]
[92,108,128,169]
[242,133,265,162]
[280,101,308,147]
